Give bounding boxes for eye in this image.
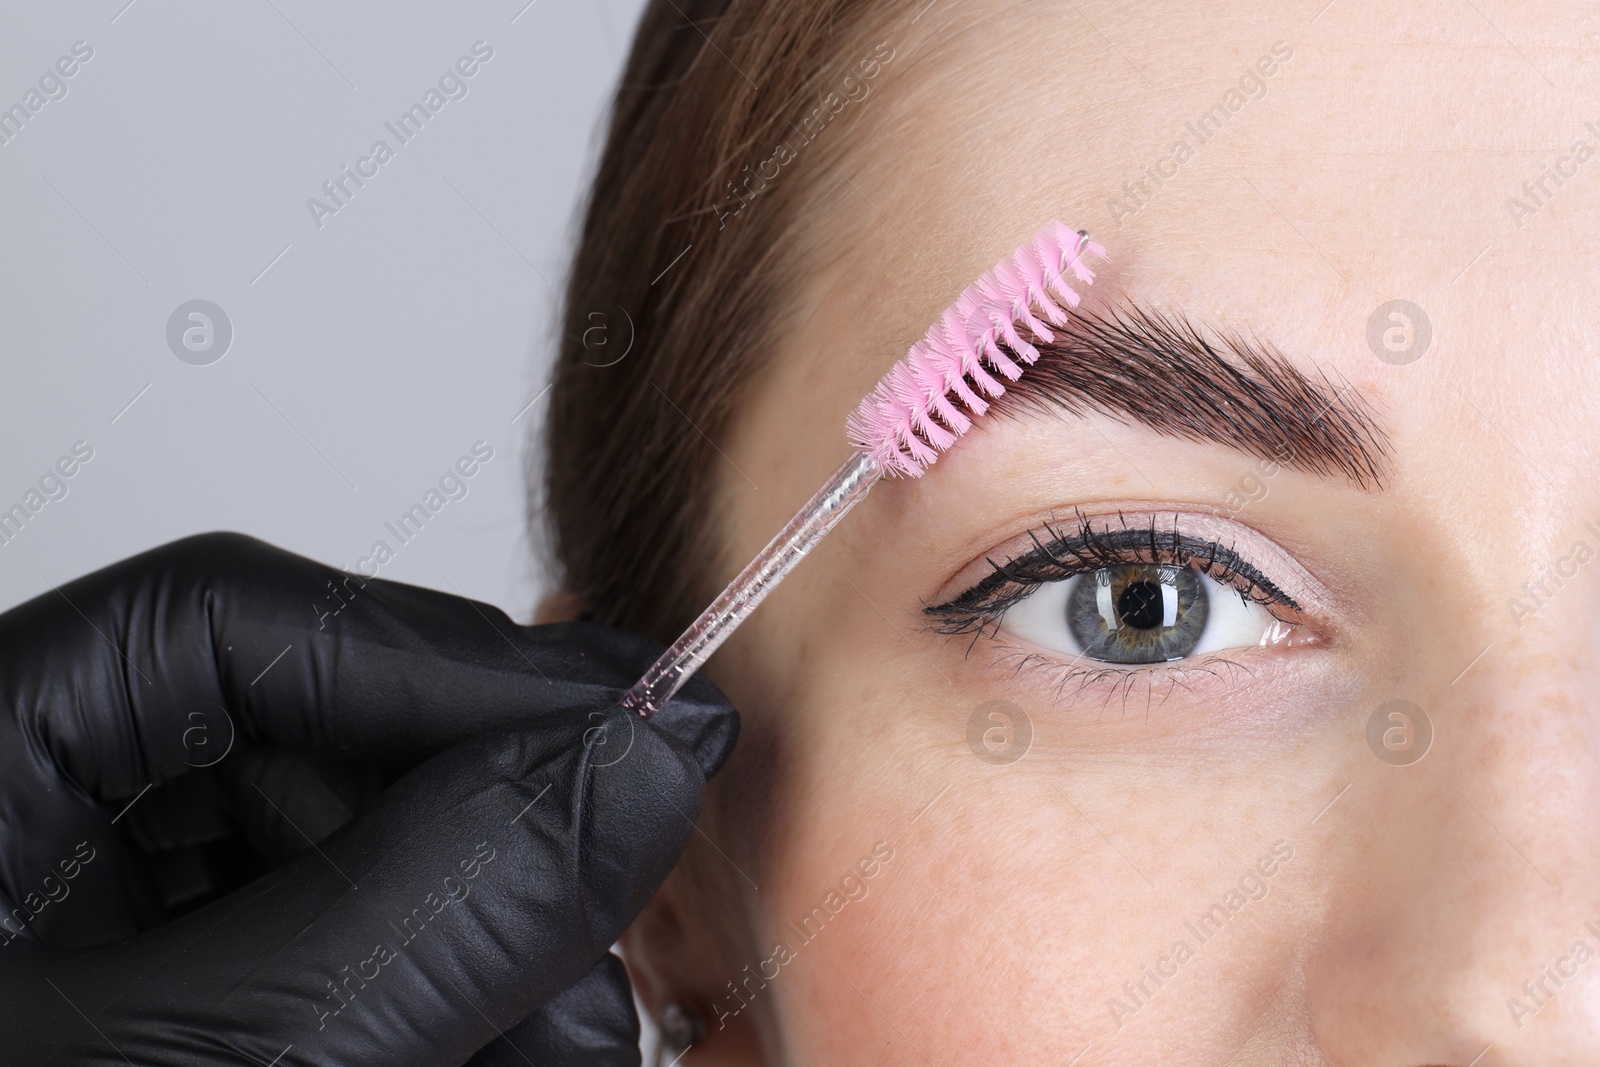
[1000,562,1281,665]
[922,511,1321,674]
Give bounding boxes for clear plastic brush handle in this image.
[620,451,882,717]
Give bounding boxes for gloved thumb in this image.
[40,703,714,1067]
[467,952,642,1067]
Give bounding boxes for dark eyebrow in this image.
[994,301,1391,488]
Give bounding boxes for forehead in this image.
[814,5,1594,308]
[757,0,1600,501]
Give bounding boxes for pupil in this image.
[1062,564,1209,664]
[1117,580,1165,629]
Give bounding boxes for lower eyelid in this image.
[935,619,1328,732]
[973,641,1294,717]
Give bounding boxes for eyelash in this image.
[923,510,1301,648]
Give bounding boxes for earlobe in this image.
[622,866,769,1064]
[534,590,584,624]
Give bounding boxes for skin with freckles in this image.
[617,1,1600,1063]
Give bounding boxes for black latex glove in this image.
[0,533,738,1066]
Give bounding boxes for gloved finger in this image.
[0,745,384,951]
[27,703,705,1067]
[0,532,737,807]
[217,743,384,866]
[466,952,640,1067]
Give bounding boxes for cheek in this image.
[769,788,1264,1062]
[744,649,1348,1063]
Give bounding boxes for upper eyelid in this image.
[927,506,1338,622]
[940,528,1299,611]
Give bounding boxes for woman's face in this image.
[651,2,1600,1061]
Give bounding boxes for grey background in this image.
[0,0,648,618]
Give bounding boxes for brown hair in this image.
[537,0,906,639]
[537,7,920,1050]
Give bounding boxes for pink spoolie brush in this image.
[621,222,1106,716]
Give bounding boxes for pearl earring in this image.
[655,1001,706,1062]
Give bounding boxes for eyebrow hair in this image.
[994,302,1391,488]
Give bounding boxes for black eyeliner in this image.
[923,510,1301,637]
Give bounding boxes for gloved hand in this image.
[0,532,738,1066]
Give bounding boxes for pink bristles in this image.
[845,221,1106,478]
